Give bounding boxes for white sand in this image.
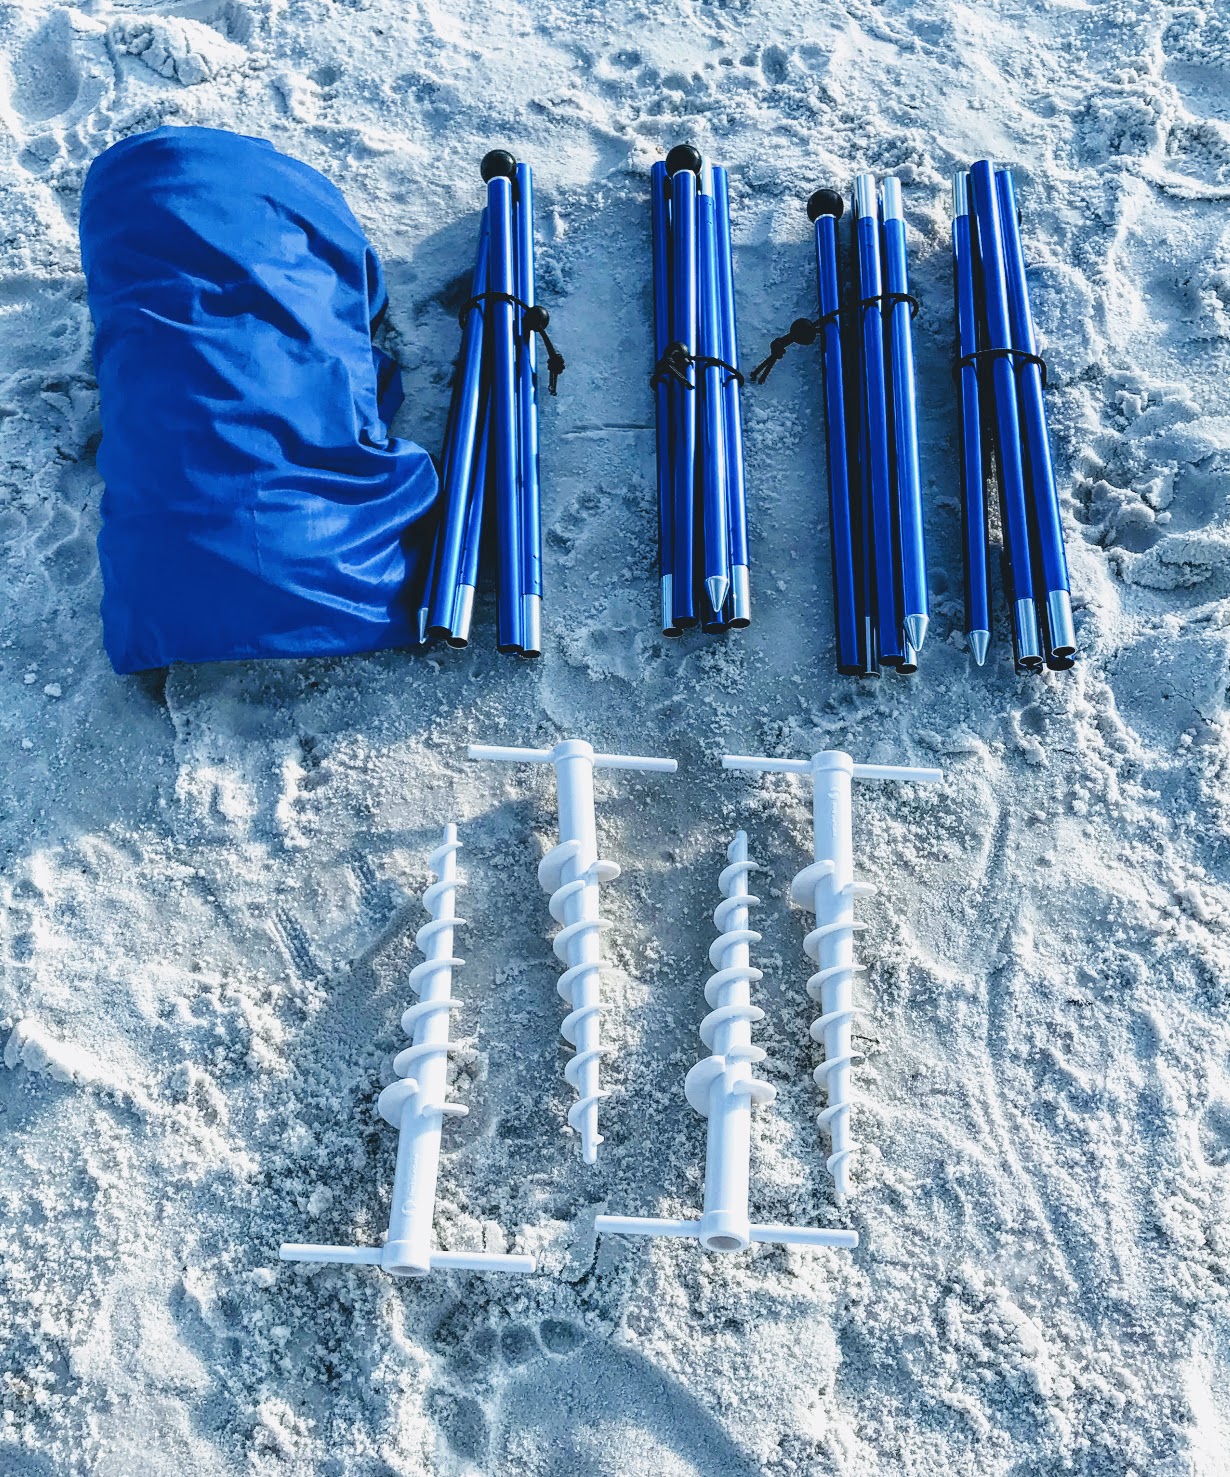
[3,1,1230,1473]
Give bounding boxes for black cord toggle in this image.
[859,289,921,319]
[650,343,745,391]
[459,291,565,394]
[953,344,1047,389]
[749,310,839,385]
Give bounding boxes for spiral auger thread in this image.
[468,738,678,1165]
[278,824,534,1278]
[541,838,622,1151]
[721,749,943,1202]
[595,831,859,1256]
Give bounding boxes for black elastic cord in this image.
[650,341,745,390]
[953,345,1047,389]
[859,289,920,319]
[749,308,841,385]
[459,291,566,394]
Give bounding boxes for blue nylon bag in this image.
[80,126,438,673]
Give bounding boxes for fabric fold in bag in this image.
[80,125,438,673]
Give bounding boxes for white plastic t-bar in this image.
[279,826,534,1278]
[468,739,678,1163]
[596,833,859,1256]
[722,751,942,1200]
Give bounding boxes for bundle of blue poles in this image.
[651,145,750,636]
[952,163,1076,672]
[776,173,927,677]
[418,150,563,657]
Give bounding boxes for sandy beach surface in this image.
[2,0,1230,1472]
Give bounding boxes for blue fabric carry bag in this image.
[80,126,438,673]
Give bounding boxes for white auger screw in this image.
[468,739,678,1163]
[723,751,943,1199]
[279,825,534,1277]
[597,831,859,1255]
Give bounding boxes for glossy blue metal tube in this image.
[880,178,927,654]
[810,194,859,675]
[487,173,521,654]
[668,161,699,627]
[697,185,731,628]
[853,310,879,677]
[711,166,749,627]
[995,167,1075,668]
[852,174,902,665]
[952,174,990,666]
[513,162,542,658]
[650,162,677,635]
[427,214,489,638]
[448,371,490,646]
[969,160,1042,670]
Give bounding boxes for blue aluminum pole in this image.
[449,371,490,646]
[666,144,701,628]
[995,167,1076,670]
[880,177,927,654]
[427,213,490,639]
[853,320,880,677]
[697,179,731,628]
[968,160,1043,671]
[651,162,678,636]
[712,166,749,627]
[513,161,542,659]
[952,173,990,666]
[808,188,859,675]
[852,174,903,666]
[481,152,522,654]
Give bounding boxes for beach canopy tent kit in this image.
[80,126,439,674]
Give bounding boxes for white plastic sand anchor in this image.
[468,739,678,1164]
[279,825,534,1277]
[722,751,943,1200]
[596,832,859,1256]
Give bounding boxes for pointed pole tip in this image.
[969,629,990,666]
[705,575,730,617]
[903,613,929,651]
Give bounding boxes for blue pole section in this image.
[880,178,928,655]
[712,166,749,628]
[808,189,859,675]
[852,174,903,665]
[666,145,701,627]
[482,154,522,654]
[427,213,490,639]
[853,318,880,677]
[968,160,1043,670]
[952,173,990,666]
[697,181,731,628]
[449,370,490,646]
[513,161,543,659]
[651,162,678,635]
[995,167,1076,670]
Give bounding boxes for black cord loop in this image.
[749,308,840,385]
[459,290,565,394]
[859,290,920,319]
[650,342,745,391]
[953,345,1047,389]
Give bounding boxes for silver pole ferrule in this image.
[1045,589,1077,659]
[521,594,542,659]
[661,574,679,636]
[880,176,904,222]
[728,565,751,628]
[951,170,970,219]
[1014,598,1044,669]
[852,173,878,221]
[448,584,475,648]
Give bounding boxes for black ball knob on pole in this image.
[665,143,703,177]
[807,188,845,222]
[480,149,518,182]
